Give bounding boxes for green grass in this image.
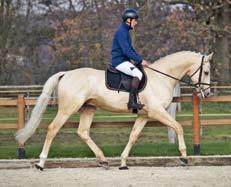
[2,142,231,159]
[1,126,231,159]
[1,102,231,159]
[180,102,231,114]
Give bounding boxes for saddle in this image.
[105,64,147,93]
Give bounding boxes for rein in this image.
[146,56,211,92]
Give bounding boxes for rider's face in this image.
[131,19,138,28]
[131,19,138,29]
[126,18,138,29]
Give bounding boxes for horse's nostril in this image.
[205,92,210,97]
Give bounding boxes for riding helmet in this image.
[122,8,139,22]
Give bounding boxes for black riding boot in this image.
[127,77,145,110]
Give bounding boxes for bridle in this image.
[146,55,211,95]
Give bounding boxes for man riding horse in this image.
[15,7,213,170]
[111,8,150,110]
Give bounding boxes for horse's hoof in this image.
[179,157,188,166]
[119,166,129,170]
[99,161,109,170]
[35,164,44,171]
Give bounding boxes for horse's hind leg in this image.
[35,110,72,170]
[77,106,108,168]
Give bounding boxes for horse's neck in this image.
[151,53,197,80]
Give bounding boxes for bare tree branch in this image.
[68,0,76,12]
[226,0,231,5]
[164,0,191,5]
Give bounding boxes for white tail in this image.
[15,72,65,144]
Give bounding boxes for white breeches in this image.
[115,61,143,80]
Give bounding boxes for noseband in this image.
[189,55,211,93]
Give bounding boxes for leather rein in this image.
[146,56,211,93]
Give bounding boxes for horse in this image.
[16,51,213,170]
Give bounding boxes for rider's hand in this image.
[141,60,150,67]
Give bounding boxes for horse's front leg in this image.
[148,107,187,162]
[120,116,148,169]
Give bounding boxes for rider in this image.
[111,8,150,110]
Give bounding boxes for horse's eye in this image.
[204,71,209,75]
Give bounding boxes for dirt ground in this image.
[0,166,231,187]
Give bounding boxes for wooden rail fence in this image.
[1,93,231,158]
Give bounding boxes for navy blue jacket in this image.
[111,23,142,67]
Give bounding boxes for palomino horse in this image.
[16,51,213,170]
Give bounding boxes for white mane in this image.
[154,51,201,65]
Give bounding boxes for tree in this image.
[175,0,231,83]
[0,0,230,84]
[0,0,13,82]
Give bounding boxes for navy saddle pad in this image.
[105,64,147,93]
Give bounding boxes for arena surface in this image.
[1,166,231,187]
[1,156,231,187]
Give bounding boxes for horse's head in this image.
[187,53,213,97]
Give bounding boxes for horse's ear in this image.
[205,52,214,62]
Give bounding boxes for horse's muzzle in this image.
[204,89,211,97]
[196,88,210,98]
[204,90,211,98]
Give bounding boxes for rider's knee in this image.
[133,69,143,80]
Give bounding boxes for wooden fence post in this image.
[193,90,200,155]
[17,94,26,159]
